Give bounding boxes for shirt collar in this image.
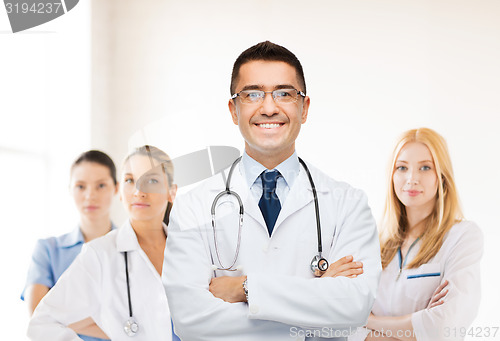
[241,150,300,189]
[60,222,117,248]
[116,220,168,252]
[59,226,84,248]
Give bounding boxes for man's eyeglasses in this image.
[231,89,306,104]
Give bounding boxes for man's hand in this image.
[427,279,449,309]
[209,276,247,303]
[320,255,363,278]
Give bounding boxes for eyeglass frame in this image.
[230,88,306,104]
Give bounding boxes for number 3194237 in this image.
[444,327,499,338]
[5,2,63,14]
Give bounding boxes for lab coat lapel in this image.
[243,192,267,229]
[274,168,313,232]
[208,166,267,232]
[232,168,267,229]
[116,221,140,252]
[116,220,166,280]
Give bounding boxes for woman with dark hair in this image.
[22,150,118,341]
[28,145,179,340]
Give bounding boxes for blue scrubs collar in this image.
[60,222,117,248]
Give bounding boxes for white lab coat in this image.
[350,221,483,341]
[28,221,172,341]
[163,160,381,341]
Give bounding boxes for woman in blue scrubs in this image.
[22,150,118,341]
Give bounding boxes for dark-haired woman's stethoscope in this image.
[211,156,329,276]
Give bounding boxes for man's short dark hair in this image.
[230,41,306,95]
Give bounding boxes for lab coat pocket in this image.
[404,263,442,307]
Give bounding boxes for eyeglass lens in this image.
[239,89,300,103]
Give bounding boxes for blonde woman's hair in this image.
[380,128,463,269]
[124,145,174,187]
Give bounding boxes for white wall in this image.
[0,2,92,340]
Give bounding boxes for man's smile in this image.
[255,122,284,129]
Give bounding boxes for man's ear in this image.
[229,99,239,125]
[301,96,310,124]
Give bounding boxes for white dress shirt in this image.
[242,151,299,205]
[28,221,172,341]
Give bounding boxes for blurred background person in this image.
[22,150,118,340]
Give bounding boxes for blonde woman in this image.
[360,128,483,341]
[28,146,179,340]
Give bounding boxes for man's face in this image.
[229,60,310,165]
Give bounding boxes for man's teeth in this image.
[259,123,280,129]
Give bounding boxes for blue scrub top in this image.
[22,224,116,341]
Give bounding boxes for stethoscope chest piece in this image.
[124,317,139,337]
[311,255,329,276]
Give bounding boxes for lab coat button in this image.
[249,305,259,314]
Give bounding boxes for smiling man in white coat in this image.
[163,41,382,340]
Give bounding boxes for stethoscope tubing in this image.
[123,251,139,336]
[211,156,244,271]
[297,158,324,258]
[124,252,133,318]
[211,156,327,273]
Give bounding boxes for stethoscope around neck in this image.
[211,156,329,276]
[123,252,139,337]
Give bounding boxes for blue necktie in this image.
[258,170,281,236]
